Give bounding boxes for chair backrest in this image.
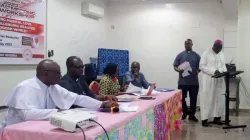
[117,76,124,87]
[84,63,97,85]
[89,81,100,95]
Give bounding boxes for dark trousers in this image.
[178,85,199,116]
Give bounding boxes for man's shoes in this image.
[182,113,188,120]
[214,117,221,121]
[202,119,211,127]
[188,116,199,122]
[213,117,223,125]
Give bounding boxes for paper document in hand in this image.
[140,88,161,96]
[182,70,191,77]
[178,61,192,77]
[125,83,142,93]
[123,83,159,96]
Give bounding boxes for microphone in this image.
[98,107,119,113]
[229,57,234,65]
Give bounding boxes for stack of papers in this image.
[125,83,142,93]
[120,106,138,112]
[123,83,160,96]
[119,103,138,112]
[178,61,192,77]
[155,88,175,92]
[118,98,137,102]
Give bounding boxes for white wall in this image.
[237,0,250,109]
[107,2,225,88]
[47,0,108,74]
[0,0,108,105]
[223,20,239,109]
[106,1,247,108]
[1,0,249,109]
[0,65,36,106]
[224,20,238,63]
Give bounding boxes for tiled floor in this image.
[171,112,250,140]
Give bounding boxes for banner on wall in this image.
[0,0,46,64]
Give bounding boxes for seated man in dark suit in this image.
[58,56,117,108]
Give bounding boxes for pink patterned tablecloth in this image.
[1,90,182,140]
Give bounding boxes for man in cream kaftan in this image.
[199,40,227,127]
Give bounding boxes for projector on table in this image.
[49,109,97,132]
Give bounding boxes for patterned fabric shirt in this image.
[99,75,121,95]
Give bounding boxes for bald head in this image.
[36,59,61,86]
[66,56,84,78]
[131,61,140,73]
[37,59,59,75]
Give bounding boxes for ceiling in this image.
[221,0,238,20]
[107,0,238,20]
[107,0,220,3]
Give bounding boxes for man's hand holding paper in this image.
[178,61,192,77]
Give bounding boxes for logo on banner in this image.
[23,49,32,60]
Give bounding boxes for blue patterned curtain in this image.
[97,48,129,76]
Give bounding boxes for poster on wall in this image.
[0,0,46,64]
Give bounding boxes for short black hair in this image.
[185,39,192,43]
[131,61,140,66]
[104,63,118,76]
[66,56,80,70]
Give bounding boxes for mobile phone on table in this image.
[139,96,155,100]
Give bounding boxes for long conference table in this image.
[1,90,182,140]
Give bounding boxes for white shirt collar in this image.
[34,76,49,89]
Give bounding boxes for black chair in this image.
[117,75,124,87]
[82,63,97,85]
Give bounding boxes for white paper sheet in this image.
[119,106,138,112]
[140,88,161,95]
[123,83,160,96]
[126,88,160,96]
[118,103,131,107]
[118,103,138,112]
[178,61,192,77]
[125,83,142,93]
